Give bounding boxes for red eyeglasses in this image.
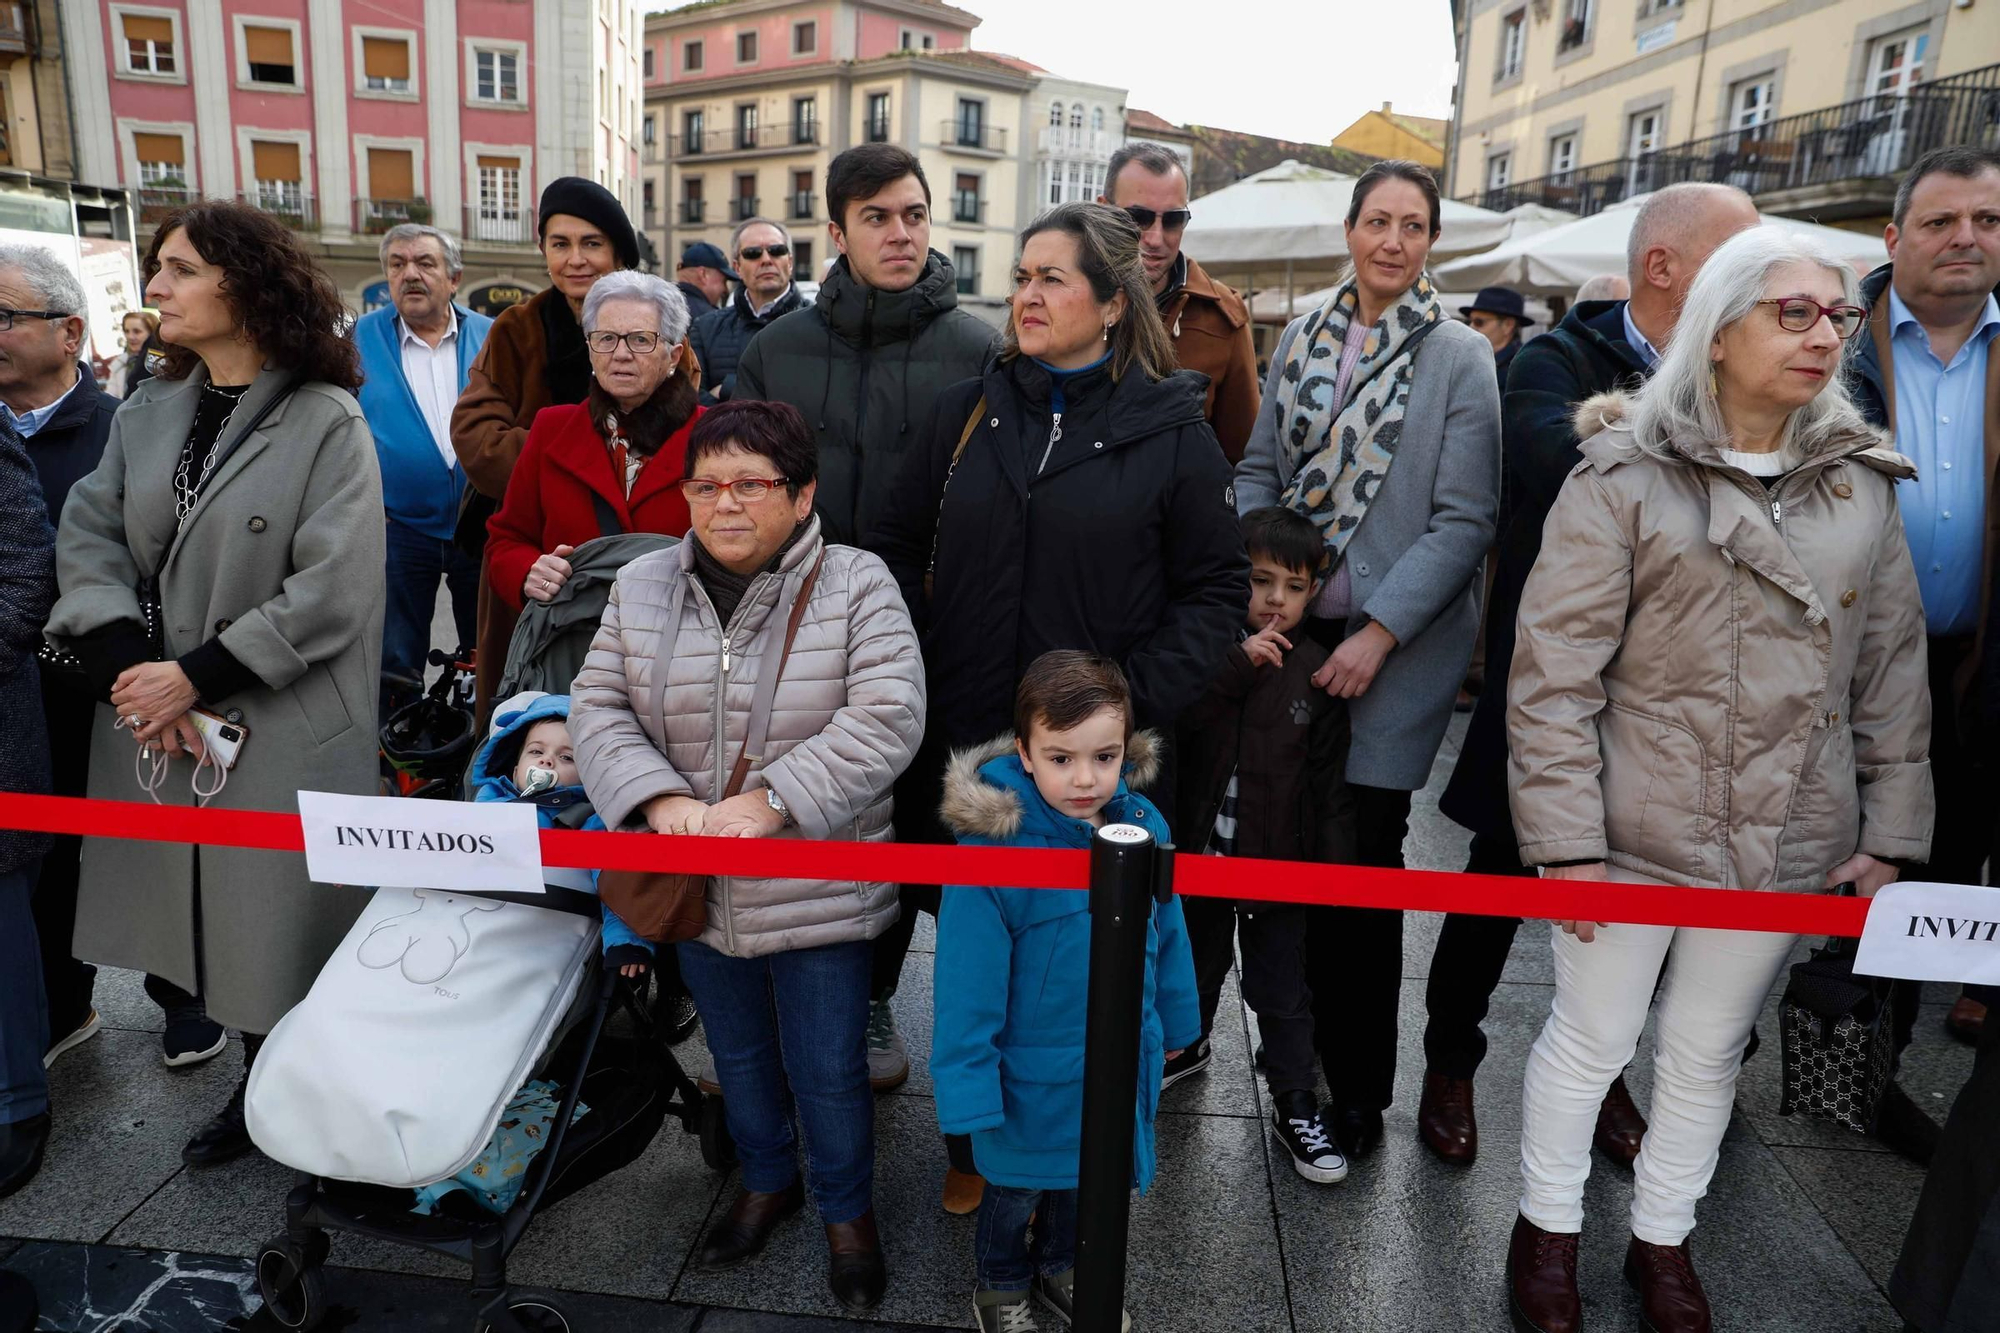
[1755,298,1867,340]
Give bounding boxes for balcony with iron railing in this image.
[642,142,665,165]
[243,188,316,231]
[955,268,980,297]
[461,205,537,247]
[951,194,986,225]
[941,121,1007,155]
[864,114,891,144]
[788,191,816,220]
[681,198,706,225]
[1036,127,1116,159]
[731,195,760,222]
[1463,62,2000,219]
[137,185,199,226]
[354,198,432,235]
[671,123,821,158]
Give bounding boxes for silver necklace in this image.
[176,383,248,527]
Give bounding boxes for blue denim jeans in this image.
[382,517,479,720]
[2,861,50,1124]
[974,1185,1077,1293]
[676,936,874,1223]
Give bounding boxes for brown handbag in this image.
[599,551,825,943]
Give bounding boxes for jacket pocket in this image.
[1788,717,1859,878]
[1599,703,1708,874]
[290,663,354,746]
[993,1047,1085,1154]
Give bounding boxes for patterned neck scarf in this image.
[1275,273,1444,566]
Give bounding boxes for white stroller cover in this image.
[246,881,598,1188]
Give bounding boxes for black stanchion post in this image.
[1073,822,1161,1331]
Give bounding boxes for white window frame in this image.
[1628,109,1663,160]
[1498,9,1526,81]
[110,4,185,85]
[463,141,536,243]
[352,134,426,208]
[1048,100,1064,128]
[1486,152,1512,190]
[465,39,529,109]
[235,126,314,211]
[1730,77,1775,131]
[232,14,304,95]
[1867,28,1930,99]
[1549,133,1577,180]
[792,20,816,57]
[352,27,419,103]
[116,119,197,193]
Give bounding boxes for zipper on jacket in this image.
[1038,412,1064,477]
[1771,497,1782,526]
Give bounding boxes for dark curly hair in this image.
[143,200,362,390]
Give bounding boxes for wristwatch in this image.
[765,787,794,828]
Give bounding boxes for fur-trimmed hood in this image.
[939,729,1163,842]
[1569,390,1910,480]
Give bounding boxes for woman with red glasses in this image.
[1503,226,1932,1333]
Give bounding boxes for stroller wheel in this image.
[698,1094,736,1170]
[476,1298,571,1333]
[255,1240,326,1330]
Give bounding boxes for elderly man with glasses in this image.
[688,217,810,406]
[1098,141,1259,465]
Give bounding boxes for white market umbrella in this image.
[1434,196,1889,297]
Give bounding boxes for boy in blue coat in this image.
[933,651,1200,1333]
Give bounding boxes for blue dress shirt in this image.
[0,375,84,438]
[1887,287,1999,637]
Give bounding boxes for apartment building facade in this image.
[60,0,646,310]
[1024,73,1127,227]
[1447,0,2000,227]
[642,0,1047,316]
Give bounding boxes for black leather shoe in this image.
[182,1079,253,1168]
[826,1209,887,1314]
[0,1113,50,1198]
[1332,1104,1384,1160]
[699,1181,805,1270]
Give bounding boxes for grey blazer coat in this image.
[1236,314,1501,791]
[47,365,386,1034]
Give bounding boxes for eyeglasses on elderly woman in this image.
[1755,298,1867,339]
[586,329,664,354]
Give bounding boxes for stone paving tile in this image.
[1767,1144,1932,1288]
[0,1027,244,1245]
[91,965,165,1035]
[1128,1112,1291,1332]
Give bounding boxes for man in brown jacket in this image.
[1101,143,1258,463]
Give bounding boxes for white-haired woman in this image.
[486,270,702,612]
[1504,226,1934,1333]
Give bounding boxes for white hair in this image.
[1574,274,1630,302]
[1630,225,1870,458]
[377,223,464,277]
[0,243,86,327]
[581,269,690,346]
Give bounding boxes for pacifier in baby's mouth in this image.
[520,767,558,796]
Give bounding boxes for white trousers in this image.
[1517,908,1797,1245]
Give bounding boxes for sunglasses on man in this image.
[1123,206,1192,232]
[739,244,790,261]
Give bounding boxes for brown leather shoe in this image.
[698,1180,804,1270]
[1594,1073,1647,1169]
[1506,1214,1580,1333]
[826,1209,887,1313]
[1946,995,1987,1045]
[942,1167,986,1215]
[1623,1234,1712,1333]
[1417,1070,1478,1164]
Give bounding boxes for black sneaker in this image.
[183,1077,253,1168]
[162,1005,227,1069]
[1161,1037,1211,1090]
[1272,1091,1348,1184]
[656,989,700,1045]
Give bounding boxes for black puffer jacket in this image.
[876,356,1246,822]
[735,250,1000,551]
[689,283,808,406]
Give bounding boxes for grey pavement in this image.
[1,715,1976,1331]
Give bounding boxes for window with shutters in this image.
[240,22,299,88]
[736,30,757,64]
[250,140,304,214]
[793,21,816,56]
[132,131,188,188]
[684,40,703,72]
[116,10,179,78]
[368,148,414,201]
[358,33,415,96]
[470,44,524,105]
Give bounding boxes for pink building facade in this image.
[59,0,646,305]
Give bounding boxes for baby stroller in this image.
[243,842,733,1330]
[381,646,479,799]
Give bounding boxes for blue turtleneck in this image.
[1032,351,1112,415]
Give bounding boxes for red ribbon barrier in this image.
[0,792,1872,937]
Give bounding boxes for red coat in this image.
[485,401,701,613]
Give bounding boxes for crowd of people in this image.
[0,135,1993,1333]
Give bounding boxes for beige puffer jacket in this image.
[1508,393,1933,892]
[570,515,926,958]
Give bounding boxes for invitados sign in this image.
[1852,881,2000,985]
[299,791,547,894]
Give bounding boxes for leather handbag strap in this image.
[720,548,825,800]
[590,489,625,538]
[927,393,985,593]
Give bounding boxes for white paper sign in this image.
[298,791,547,895]
[1852,882,2000,984]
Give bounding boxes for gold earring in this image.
[1709,365,1719,397]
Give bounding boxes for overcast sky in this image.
[966,0,1460,143]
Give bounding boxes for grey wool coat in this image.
[47,365,386,1034]
[570,515,926,960]
[1236,313,1501,791]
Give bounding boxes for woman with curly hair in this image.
[46,200,385,1167]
